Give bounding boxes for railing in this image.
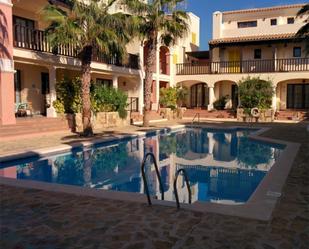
[173,168,192,209]
[127,97,139,112]
[176,58,309,75]
[141,153,165,206]
[192,113,200,124]
[13,24,139,70]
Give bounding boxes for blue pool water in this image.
[0,128,284,204]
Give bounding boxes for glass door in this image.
[287,84,309,109]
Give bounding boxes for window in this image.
[254,49,262,59]
[270,19,277,26]
[293,47,301,57]
[237,20,257,28]
[96,78,112,88]
[287,17,294,24]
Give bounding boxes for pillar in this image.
[138,77,144,114]
[208,86,215,110]
[46,66,57,117]
[0,0,15,125]
[272,85,277,111]
[112,75,118,89]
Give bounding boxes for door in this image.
[287,84,309,109]
[228,50,241,73]
[191,83,209,108]
[14,70,21,104]
[41,72,50,115]
[231,84,239,109]
[13,16,35,48]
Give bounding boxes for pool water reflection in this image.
[0,128,284,204]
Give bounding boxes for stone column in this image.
[272,85,277,111]
[46,66,57,117]
[0,0,16,125]
[208,86,215,110]
[112,75,118,89]
[138,77,144,114]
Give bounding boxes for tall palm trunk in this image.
[80,45,93,136]
[143,39,157,127]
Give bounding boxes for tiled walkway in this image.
[1,121,309,248]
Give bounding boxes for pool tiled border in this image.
[0,125,300,221]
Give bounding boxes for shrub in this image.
[176,86,188,107]
[92,84,128,119]
[53,77,82,114]
[238,77,274,111]
[160,87,178,109]
[53,77,128,119]
[213,95,229,110]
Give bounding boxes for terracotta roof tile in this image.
[222,4,305,15]
[209,33,298,45]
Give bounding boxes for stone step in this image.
[0,117,70,141]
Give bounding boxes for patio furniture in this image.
[16,102,33,117]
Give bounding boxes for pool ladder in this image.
[141,153,191,209]
[192,113,200,124]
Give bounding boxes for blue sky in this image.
[185,0,307,50]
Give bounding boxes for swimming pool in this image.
[0,127,284,205]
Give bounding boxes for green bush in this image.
[92,84,128,119]
[213,95,229,110]
[238,77,274,111]
[53,77,128,119]
[160,87,178,109]
[53,77,82,114]
[160,86,188,109]
[176,86,188,107]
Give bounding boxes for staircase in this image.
[275,110,309,121]
[184,109,237,119]
[0,117,71,141]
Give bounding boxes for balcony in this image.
[13,24,139,70]
[176,58,309,75]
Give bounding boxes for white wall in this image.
[213,5,307,39]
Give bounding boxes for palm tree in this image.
[296,4,309,54]
[122,0,189,127]
[42,0,132,136]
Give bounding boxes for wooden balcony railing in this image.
[13,24,139,70]
[176,58,309,75]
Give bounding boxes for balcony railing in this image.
[176,58,309,75]
[13,24,139,70]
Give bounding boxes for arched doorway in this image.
[191,83,209,108]
[277,79,309,110]
[159,46,170,75]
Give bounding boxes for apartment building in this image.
[0,0,199,125]
[176,4,309,113]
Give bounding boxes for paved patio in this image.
[1,121,308,249]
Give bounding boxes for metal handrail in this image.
[141,152,165,205]
[173,168,192,209]
[192,113,200,124]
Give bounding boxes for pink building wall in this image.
[0,0,16,125]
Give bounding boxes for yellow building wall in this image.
[15,63,49,114]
